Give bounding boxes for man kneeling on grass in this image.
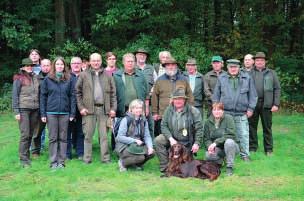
[115,99,154,172]
[203,102,239,176]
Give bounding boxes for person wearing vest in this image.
[115,99,154,172]
[203,102,239,176]
[204,55,226,118]
[249,52,281,156]
[212,59,257,162]
[76,53,117,164]
[31,58,51,157]
[40,57,76,169]
[154,88,203,173]
[183,58,205,115]
[12,58,40,168]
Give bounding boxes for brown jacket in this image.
[76,68,117,115]
[151,72,193,117]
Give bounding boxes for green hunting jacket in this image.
[250,67,281,108]
[204,70,225,103]
[203,114,238,149]
[161,103,203,147]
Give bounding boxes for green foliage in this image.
[0,83,12,112]
[49,38,98,63]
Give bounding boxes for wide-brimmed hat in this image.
[134,48,150,57]
[211,56,223,62]
[186,58,197,65]
[226,59,241,68]
[127,143,146,155]
[163,57,178,66]
[20,58,35,67]
[254,52,266,59]
[171,88,188,99]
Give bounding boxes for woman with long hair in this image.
[40,57,76,169]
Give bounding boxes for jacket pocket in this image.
[264,75,273,91]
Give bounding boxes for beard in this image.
[165,68,177,77]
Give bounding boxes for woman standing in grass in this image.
[40,57,76,169]
[12,58,40,168]
[115,99,154,172]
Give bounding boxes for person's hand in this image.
[15,114,21,121]
[246,110,253,118]
[169,137,177,146]
[109,110,116,118]
[41,117,47,123]
[153,114,160,121]
[271,105,279,112]
[191,143,200,153]
[208,143,216,154]
[80,108,89,116]
[135,139,143,145]
[147,148,154,155]
[69,117,74,121]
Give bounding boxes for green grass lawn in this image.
[0,112,303,201]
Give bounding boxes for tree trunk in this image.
[55,0,66,44]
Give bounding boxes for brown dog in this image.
[166,143,221,181]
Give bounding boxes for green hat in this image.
[171,88,188,99]
[127,143,146,155]
[211,56,223,62]
[163,57,178,66]
[226,59,241,68]
[134,48,149,57]
[20,58,35,67]
[186,58,197,65]
[254,52,266,59]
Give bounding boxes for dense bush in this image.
[0,83,12,113]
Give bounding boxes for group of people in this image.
[12,48,280,176]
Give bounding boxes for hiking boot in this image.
[241,156,251,162]
[32,153,40,159]
[50,163,57,169]
[226,167,233,176]
[57,163,65,169]
[266,151,273,156]
[118,159,127,172]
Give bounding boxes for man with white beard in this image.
[151,58,193,137]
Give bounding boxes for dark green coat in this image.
[161,103,203,147]
[113,69,148,117]
[203,114,238,149]
[250,67,281,108]
[183,71,205,107]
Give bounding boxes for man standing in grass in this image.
[249,52,281,156]
[212,59,257,162]
[76,53,117,164]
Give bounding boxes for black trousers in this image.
[249,100,273,152]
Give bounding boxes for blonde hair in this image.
[128,99,144,114]
[122,53,135,63]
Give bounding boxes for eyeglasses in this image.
[71,63,82,65]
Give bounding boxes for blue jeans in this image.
[67,117,84,159]
[233,115,249,158]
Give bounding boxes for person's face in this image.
[165,63,177,76]
[131,105,143,117]
[212,61,222,72]
[123,56,135,72]
[107,55,117,68]
[41,60,51,73]
[255,58,266,69]
[29,51,40,63]
[212,107,224,119]
[173,98,186,109]
[22,65,34,73]
[228,66,239,76]
[160,53,171,64]
[70,58,82,73]
[136,53,147,64]
[244,56,254,68]
[90,55,102,70]
[55,59,65,73]
[186,64,197,74]
[82,62,88,71]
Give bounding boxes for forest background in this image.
[0,0,303,112]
